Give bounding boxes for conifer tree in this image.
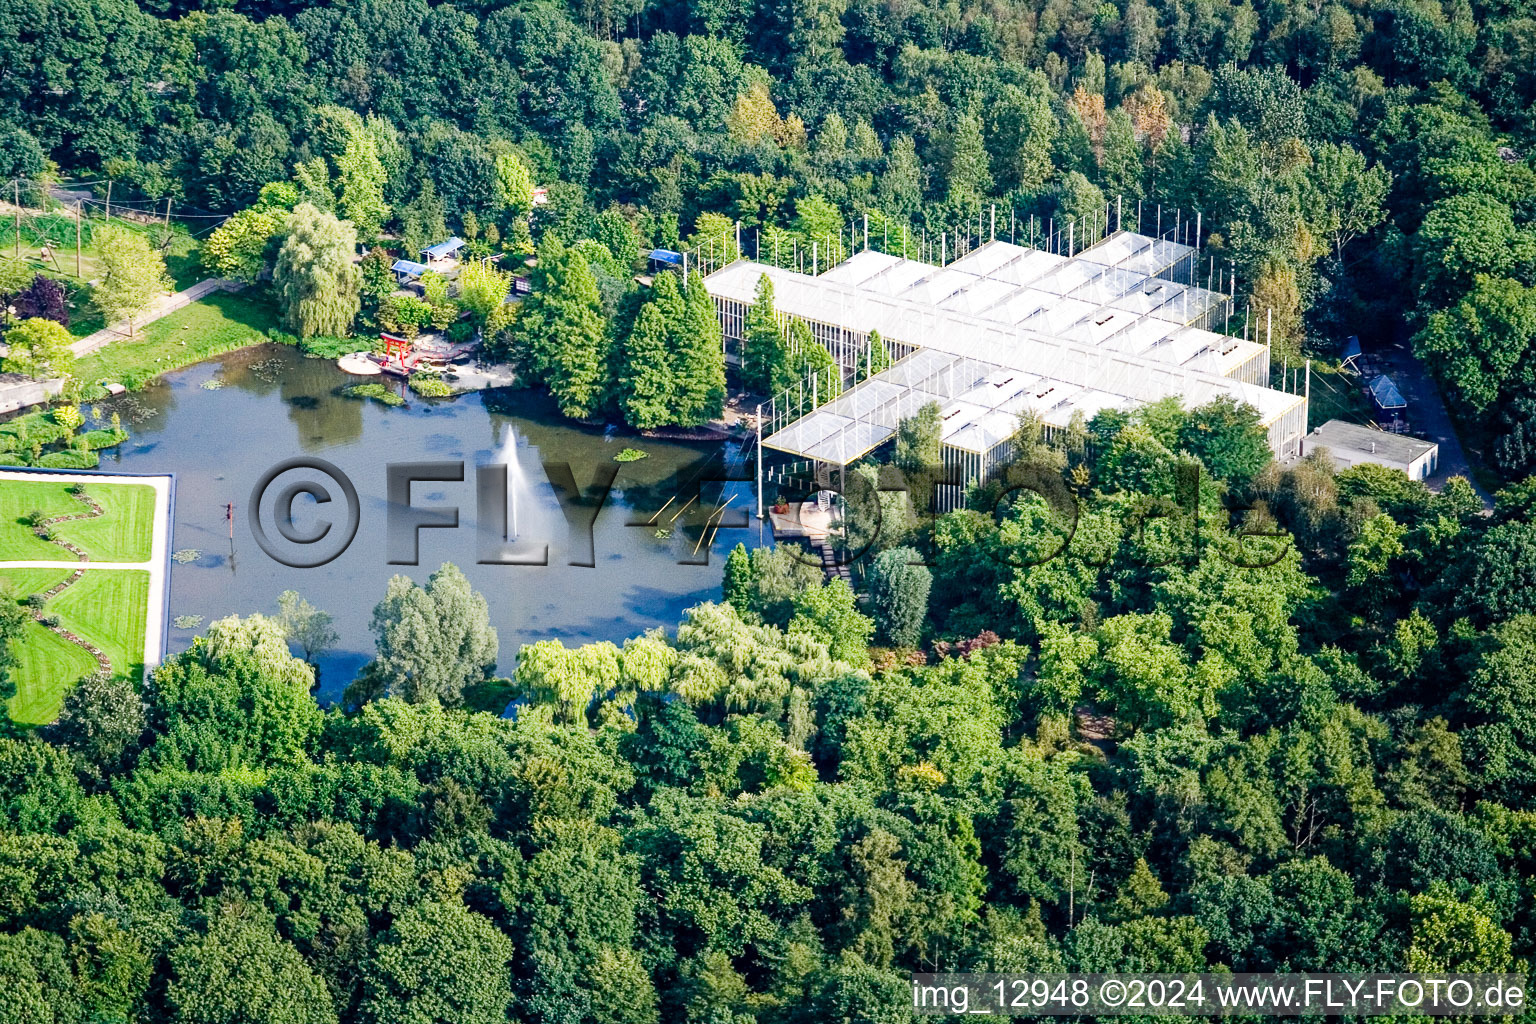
[515,239,609,420]
[618,302,674,429]
[784,319,833,400]
[867,547,932,647]
[676,272,727,425]
[650,269,687,334]
[861,328,892,381]
[722,543,755,615]
[743,274,789,394]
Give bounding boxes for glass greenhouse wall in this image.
[705,228,1307,498]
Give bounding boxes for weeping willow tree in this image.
[274,203,361,338]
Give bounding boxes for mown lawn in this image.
[1,567,150,726]
[0,480,155,561]
[49,569,149,680]
[72,288,281,389]
[1,568,89,728]
[7,620,96,725]
[0,567,74,598]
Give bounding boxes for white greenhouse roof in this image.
[707,232,1298,465]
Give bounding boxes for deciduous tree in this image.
[1,318,73,379]
[357,563,499,706]
[91,225,170,336]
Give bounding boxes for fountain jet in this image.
[493,424,525,539]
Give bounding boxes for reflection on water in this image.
[94,345,764,701]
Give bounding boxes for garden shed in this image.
[421,237,465,265]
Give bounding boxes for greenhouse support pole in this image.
[755,405,763,520]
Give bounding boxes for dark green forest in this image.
[5,395,1536,1021]
[6,0,1536,1019]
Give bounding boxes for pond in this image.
[93,345,766,701]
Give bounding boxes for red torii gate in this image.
[379,332,417,372]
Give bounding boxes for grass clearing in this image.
[72,289,281,389]
[4,214,202,338]
[0,480,155,561]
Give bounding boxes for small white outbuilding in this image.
[1303,419,1439,481]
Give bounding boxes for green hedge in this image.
[35,449,101,469]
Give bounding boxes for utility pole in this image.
[164,197,172,226]
[74,201,81,277]
[104,180,112,221]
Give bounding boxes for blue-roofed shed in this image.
[1368,374,1406,410]
[391,259,428,282]
[1367,373,1408,430]
[649,248,683,267]
[421,237,466,262]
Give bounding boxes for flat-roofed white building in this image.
[1303,419,1439,481]
[704,231,1305,494]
